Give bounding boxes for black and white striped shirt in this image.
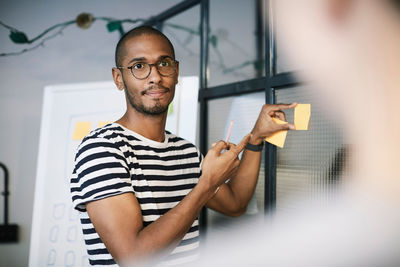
[70,123,202,266]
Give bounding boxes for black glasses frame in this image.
[117,58,179,80]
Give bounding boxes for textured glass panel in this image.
[206,92,265,232]
[275,85,346,213]
[208,0,264,87]
[163,5,200,78]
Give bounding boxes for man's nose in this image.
[148,64,162,84]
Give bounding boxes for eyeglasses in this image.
[117,57,178,80]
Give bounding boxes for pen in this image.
[225,120,234,142]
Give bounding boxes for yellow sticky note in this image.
[72,122,91,140]
[98,121,111,128]
[265,118,288,148]
[294,104,311,130]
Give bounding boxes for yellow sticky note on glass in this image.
[98,121,111,128]
[294,104,311,130]
[72,122,91,140]
[265,118,288,148]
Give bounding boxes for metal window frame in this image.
[142,0,300,228]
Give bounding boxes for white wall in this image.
[0,1,181,266]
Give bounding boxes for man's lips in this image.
[142,86,170,98]
[146,90,167,98]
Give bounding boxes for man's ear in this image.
[112,68,125,91]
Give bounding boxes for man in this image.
[70,26,295,266]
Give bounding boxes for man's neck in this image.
[116,108,167,142]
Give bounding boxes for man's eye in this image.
[133,63,145,69]
[159,61,170,67]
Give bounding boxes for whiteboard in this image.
[29,77,199,267]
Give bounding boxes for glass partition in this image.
[206,92,266,233]
[272,0,298,74]
[163,5,201,79]
[208,0,265,87]
[275,85,347,213]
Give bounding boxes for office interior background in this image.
[0,0,346,266]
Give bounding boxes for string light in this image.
[0,13,143,57]
[0,13,263,76]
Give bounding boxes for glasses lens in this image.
[131,62,150,79]
[157,58,176,76]
[130,58,176,79]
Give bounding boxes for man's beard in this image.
[123,82,170,116]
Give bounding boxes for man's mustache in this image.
[141,85,170,95]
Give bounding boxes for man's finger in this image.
[268,102,297,112]
[225,142,236,150]
[231,134,251,154]
[274,111,286,121]
[277,122,295,131]
[210,140,228,154]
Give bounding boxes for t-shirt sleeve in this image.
[197,148,204,174]
[70,136,133,212]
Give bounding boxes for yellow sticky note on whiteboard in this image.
[294,104,311,130]
[265,118,288,148]
[72,122,91,140]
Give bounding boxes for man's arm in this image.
[206,103,296,216]
[86,135,250,264]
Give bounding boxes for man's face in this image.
[119,34,178,116]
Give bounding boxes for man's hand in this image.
[250,103,297,145]
[200,134,251,193]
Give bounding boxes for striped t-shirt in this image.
[70,123,202,266]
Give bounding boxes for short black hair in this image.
[114,25,175,67]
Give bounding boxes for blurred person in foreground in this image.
[190,0,400,266]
